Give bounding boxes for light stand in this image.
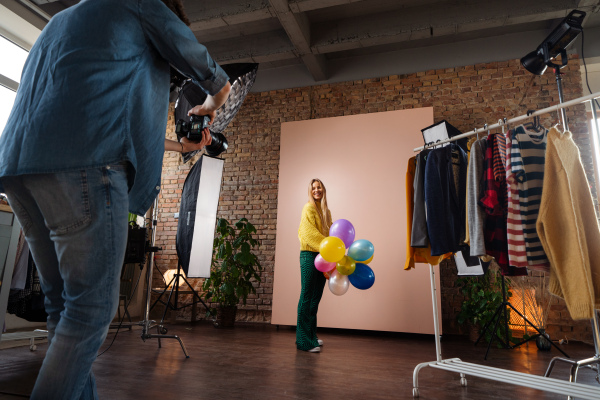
[551,50,570,131]
[475,275,569,360]
[138,198,189,358]
[150,260,209,329]
[516,11,600,390]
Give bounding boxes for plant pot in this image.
[214,306,237,328]
[468,323,481,343]
[535,329,552,351]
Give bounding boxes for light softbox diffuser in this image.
[175,63,259,163]
[176,155,225,278]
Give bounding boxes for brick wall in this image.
[154,57,595,343]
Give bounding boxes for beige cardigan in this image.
[536,127,600,320]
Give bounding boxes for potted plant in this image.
[456,269,514,345]
[202,217,262,328]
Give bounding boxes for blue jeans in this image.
[2,164,129,400]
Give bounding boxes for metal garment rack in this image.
[411,91,600,398]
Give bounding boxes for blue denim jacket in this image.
[0,0,228,215]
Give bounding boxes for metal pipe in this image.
[414,91,600,152]
[592,309,600,358]
[555,68,569,131]
[428,264,442,362]
[142,199,158,336]
[15,0,52,22]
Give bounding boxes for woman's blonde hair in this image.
[308,179,331,235]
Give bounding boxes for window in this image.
[0,85,17,133]
[0,35,29,136]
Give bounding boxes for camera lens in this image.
[205,132,228,157]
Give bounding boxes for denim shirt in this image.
[0,0,228,215]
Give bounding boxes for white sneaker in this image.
[317,339,323,346]
[308,346,321,353]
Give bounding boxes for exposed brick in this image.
[153,57,596,340]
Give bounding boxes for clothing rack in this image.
[411,91,600,398]
[414,91,600,152]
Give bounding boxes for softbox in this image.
[176,155,225,278]
[174,63,259,163]
[421,120,468,152]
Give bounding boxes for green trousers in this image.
[296,251,326,351]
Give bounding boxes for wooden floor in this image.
[0,321,598,399]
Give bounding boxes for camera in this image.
[175,114,228,157]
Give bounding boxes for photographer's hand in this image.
[182,128,212,152]
[187,81,231,124]
[187,105,216,125]
[164,128,212,154]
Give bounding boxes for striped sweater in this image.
[511,125,549,268]
[506,130,530,270]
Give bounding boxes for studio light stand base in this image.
[137,198,190,358]
[150,261,209,333]
[475,275,569,360]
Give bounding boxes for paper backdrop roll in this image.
[319,236,345,263]
[329,219,355,248]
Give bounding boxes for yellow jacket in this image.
[537,128,600,319]
[298,203,331,252]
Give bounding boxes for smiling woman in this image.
[296,178,332,353]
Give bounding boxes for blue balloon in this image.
[349,263,375,290]
[347,239,374,262]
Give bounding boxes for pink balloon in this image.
[314,254,336,272]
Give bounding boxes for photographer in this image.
[0,0,230,399]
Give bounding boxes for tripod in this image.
[475,274,569,360]
[151,259,209,330]
[138,198,189,358]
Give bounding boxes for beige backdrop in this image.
[272,108,442,334]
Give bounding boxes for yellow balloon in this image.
[336,256,356,275]
[319,236,346,263]
[363,254,374,264]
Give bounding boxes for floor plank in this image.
[0,322,598,399]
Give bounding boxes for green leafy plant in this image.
[457,269,515,346]
[202,217,262,314]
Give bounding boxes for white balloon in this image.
[328,270,349,296]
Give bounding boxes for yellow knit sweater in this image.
[298,203,331,252]
[536,128,600,320]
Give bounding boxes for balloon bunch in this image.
[315,219,375,296]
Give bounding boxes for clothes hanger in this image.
[524,110,542,132]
